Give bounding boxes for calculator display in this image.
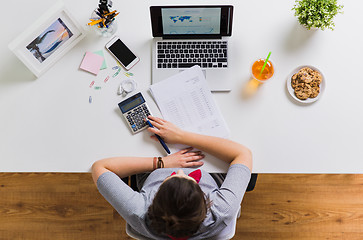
[121,97,143,112]
[118,92,152,134]
[119,93,145,113]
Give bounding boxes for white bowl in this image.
[286,65,325,104]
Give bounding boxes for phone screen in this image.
[108,39,137,67]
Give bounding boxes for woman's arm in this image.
[147,116,252,171]
[91,147,205,184]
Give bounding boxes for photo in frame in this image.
[8,1,86,77]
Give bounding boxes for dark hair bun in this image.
[148,177,209,238]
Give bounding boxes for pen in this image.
[104,10,116,16]
[146,119,171,154]
[88,18,103,26]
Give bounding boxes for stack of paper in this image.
[149,66,230,139]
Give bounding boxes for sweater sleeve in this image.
[96,171,146,223]
[210,164,251,224]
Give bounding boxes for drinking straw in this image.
[259,51,272,77]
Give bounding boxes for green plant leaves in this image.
[292,0,343,30]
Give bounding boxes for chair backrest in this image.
[126,223,152,240]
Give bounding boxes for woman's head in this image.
[148,170,209,238]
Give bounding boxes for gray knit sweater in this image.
[97,164,251,239]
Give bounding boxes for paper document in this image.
[149,66,230,139]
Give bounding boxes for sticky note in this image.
[80,52,104,75]
[93,50,107,70]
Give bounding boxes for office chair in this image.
[123,173,258,192]
[121,173,258,240]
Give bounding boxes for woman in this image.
[92,116,252,239]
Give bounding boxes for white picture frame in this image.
[8,1,86,77]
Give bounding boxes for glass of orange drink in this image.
[251,58,274,82]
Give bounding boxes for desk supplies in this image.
[118,92,152,134]
[146,119,171,154]
[112,66,121,77]
[80,52,104,75]
[88,0,118,28]
[149,65,230,139]
[88,0,119,37]
[93,50,107,69]
[89,81,95,88]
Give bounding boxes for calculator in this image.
[118,92,152,134]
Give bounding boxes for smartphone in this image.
[105,36,140,71]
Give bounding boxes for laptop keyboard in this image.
[156,41,228,69]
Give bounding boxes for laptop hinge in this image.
[162,35,222,40]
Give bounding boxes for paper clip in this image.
[89,96,93,103]
[112,67,121,77]
[104,76,110,83]
[89,81,95,88]
[124,72,134,77]
[94,86,102,90]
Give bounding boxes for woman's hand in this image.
[163,147,205,168]
[146,116,185,144]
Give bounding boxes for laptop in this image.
[150,5,234,91]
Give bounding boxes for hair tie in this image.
[170,169,201,183]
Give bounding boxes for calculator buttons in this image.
[123,103,151,134]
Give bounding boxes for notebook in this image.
[150,5,234,92]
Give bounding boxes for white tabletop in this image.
[1,0,362,173]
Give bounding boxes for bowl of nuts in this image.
[286,65,325,104]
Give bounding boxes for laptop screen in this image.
[161,8,221,35]
[150,6,233,38]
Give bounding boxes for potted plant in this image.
[292,0,343,30]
